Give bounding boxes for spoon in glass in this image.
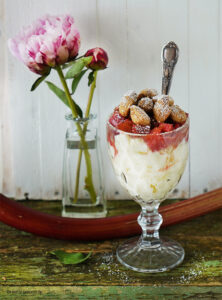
[161,41,179,95]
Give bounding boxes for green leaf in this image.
[46,81,69,106]
[71,69,87,95]
[45,81,83,118]
[82,56,93,64]
[30,70,51,91]
[65,56,92,79]
[50,250,92,265]
[88,71,95,86]
[75,104,83,118]
[62,56,84,69]
[62,61,76,70]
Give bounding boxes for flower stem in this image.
[56,65,78,118]
[73,71,98,203]
[85,71,98,117]
[55,65,97,203]
[74,150,83,202]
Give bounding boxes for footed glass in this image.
[106,117,189,272]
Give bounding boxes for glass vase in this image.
[62,113,106,218]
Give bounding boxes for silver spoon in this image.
[161,41,179,95]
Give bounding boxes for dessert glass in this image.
[106,116,189,272]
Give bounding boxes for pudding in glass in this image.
[107,88,189,273]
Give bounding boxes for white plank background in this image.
[0,0,221,200]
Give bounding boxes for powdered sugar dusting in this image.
[171,105,187,123]
[124,90,137,102]
[120,96,132,104]
[130,105,151,126]
[153,99,171,122]
[132,124,150,134]
[147,88,158,98]
[119,96,135,117]
[138,97,153,112]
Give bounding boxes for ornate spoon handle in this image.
[161,41,179,95]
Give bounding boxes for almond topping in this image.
[170,105,187,124]
[138,97,154,112]
[147,89,158,98]
[168,96,174,106]
[153,98,171,123]
[119,96,135,117]
[137,88,158,101]
[123,90,138,102]
[130,105,151,126]
[154,95,174,105]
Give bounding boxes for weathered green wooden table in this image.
[0,200,221,299]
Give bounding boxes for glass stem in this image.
[137,204,163,248]
[73,71,98,203]
[56,65,97,203]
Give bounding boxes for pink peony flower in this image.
[84,47,108,70]
[8,15,81,75]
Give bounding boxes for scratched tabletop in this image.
[0,200,221,299]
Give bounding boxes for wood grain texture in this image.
[0,286,222,299]
[219,0,222,200]
[157,0,190,199]
[0,0,4,193]
[4,0,98,200]
[1,0,222,199]
[0,0,14,197]
[0,200,221,299]
[97,0,129,200]
[189,0,221,196]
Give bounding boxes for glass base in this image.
[62,196,107,218]
[62,203,107,218]
[117,236,184,273]
[62,210,107,218]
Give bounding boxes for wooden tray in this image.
[0,188,222,241]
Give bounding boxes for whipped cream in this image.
[108,133,188,203]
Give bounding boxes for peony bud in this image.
[8,15,80,75]
[84,47,108,70]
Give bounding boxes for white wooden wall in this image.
[0,0,222,200]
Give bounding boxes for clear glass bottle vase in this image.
[62,113,106,218]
